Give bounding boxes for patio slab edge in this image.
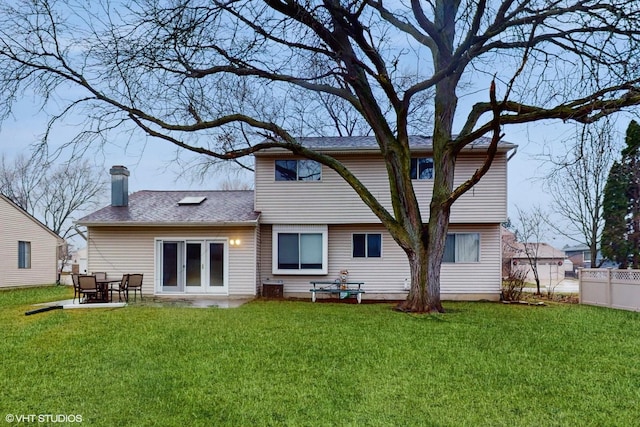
[34,299,127,309]
[63,302,127,309]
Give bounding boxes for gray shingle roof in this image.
[256,135,516,153]
[511,242,566,260]
[78,190,259,226]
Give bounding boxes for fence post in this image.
[607,268,613,308]
[578,268,582,304]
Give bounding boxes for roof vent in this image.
[178,196,207,205]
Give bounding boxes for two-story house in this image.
[78,136,515,301]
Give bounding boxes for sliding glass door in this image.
[158,239,228,294]
[208,242,225,288]
[161,241,183,292]
[186,242,203,290]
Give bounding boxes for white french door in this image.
[158,239,228,294]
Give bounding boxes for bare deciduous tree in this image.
[0,154,45,214]
[541,120,619,268]
[512,206,550,295]
[1,1,640,312]
[0,155,106,239]
[218,177,253,191]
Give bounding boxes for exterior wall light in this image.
[230,239,241,246]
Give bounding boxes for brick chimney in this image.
[109,165,129,207]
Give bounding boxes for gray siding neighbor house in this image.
[78,136,515,300]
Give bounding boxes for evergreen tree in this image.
[601,121,640,268]
[602,161,631,267]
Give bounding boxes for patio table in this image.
[94,279,122,303]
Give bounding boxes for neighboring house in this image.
[70,247,88,275]
[563,244,592,269]
[510,242,566,285]
[501,226,518,278]
[562,244,613,269]
[0,194,64,287]
[78,136,515,301]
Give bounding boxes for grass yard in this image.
[1,286,640,426]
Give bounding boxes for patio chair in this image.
[110,274,129,302]
[78,275,100,303]
[92,272,107,281]
[71,274,81,303]
[126,274,143,301]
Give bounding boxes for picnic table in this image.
[309,281,365,303]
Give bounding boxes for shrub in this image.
[501,268,528,301]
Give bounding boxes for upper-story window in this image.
[410,158,434,180]
[275,160,321,181]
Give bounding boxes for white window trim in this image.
[443,232,481,264]
[351,232,383,258]
[272,225,328,275]
[18,241,31,269]
[153,237,230,295]
[411,157,435,180]
[274,159,322,182]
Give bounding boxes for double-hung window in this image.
[443,233,479,263]
[410,157,434,180]
[275,160,321,181]
[18,241,31,269]
[352,233,382,258]
[273,225,328,274]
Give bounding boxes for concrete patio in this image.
[31,296,254,311]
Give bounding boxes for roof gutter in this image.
[77,220,260,228]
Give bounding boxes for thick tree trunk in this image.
[395,243,445,313]
[394,204,449,313]
[395,145,455,314]
[394,2,460,313]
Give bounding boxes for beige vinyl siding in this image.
[0,197,61,287]
[255,153,507,224]
[87,226,257,296]
[259,223,501,299]
[255,223,262,293]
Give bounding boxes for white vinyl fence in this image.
[579,268,640,311]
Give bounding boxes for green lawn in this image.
[1,286,639,426]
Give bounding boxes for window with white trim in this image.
[275,159,321,181]
[443,233,479,263]
[352,233,382,258]
[272,225,328,274]
[18,241,31,269]
[410,157,434,180]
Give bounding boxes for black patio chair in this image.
[110,274,129,302]
[78,275,100,303]
[126,274,143,301]
[71,274,81,304]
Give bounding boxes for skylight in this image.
[178,196,207,205]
